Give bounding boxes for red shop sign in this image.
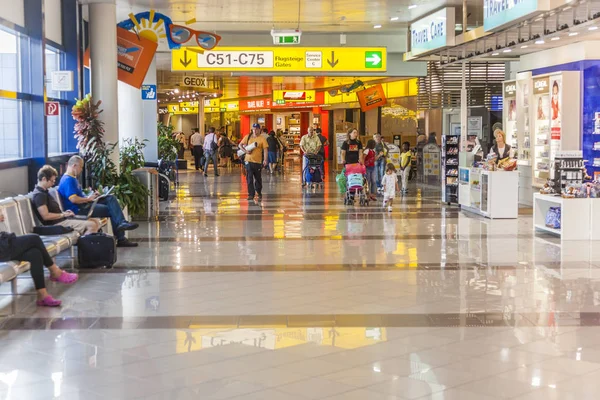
[240,98,272,111]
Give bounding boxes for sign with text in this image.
[484,0,551,32]
[172,47,386,72]
[240,98,272,111]
[410,7,455,56]
[204,98,221,113]
[182,76,209,88]
[45,101,60,116]
[273,90,316,103]
[83,27,158,89]
[357,84,387,112]
[141,84,157,100]
[503,80,517,98]
[533,77,550,94]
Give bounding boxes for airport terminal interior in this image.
[2,0,600,399]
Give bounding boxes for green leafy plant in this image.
[157,122,178,162]
[72,95,149,218]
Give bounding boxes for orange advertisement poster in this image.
[357,84,387,112]
[84,27,158,89]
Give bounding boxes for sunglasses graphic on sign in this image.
[168,25,222,50]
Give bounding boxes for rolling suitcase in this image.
[77,232,117,268]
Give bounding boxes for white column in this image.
[117,81,143,143]
[142,57,158,162]
[198,96,206,135]
[460,61,468,152]
[89,1,119,170]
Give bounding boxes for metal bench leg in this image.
[10,279,17,295]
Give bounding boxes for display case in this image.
[459,168,519,219]
[442,129,460,204]
[504,80,518,158]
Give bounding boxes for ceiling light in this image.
[503,49,512,53]
[174,88,179,93]
[374,24,382,29]
[390,17,399,21]
[408,4,417,9]
[589,26,598,31]
[551,37,560,41]
[569,32,579,36]
[535,39,545,44]
[521,45,529,48]
[492,52,499,56]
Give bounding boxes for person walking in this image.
[266,130,281,174]
[374,133,387,192]
[382,163,399,212]
[340,128,363,165]
[190,128,204,171]
[299,127,322,187]
[218,132,233,167]
[203,127,220,177]
[400,141,413,195]
[239,123,269,200]
[316,128,328,173]
[364,139,378,201]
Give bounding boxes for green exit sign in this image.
[276,99,286,105]
[276,35,300,44]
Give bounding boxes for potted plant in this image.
[157,122,178,162]
[72,95,148,218]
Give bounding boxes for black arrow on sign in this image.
[180,50,192,68]
[327,51,339,68]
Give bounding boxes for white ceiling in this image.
[111,0,484,33]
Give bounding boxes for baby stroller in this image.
[343,163,369,206]
[303,154,324,189]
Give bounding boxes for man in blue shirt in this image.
[58,155,139,247]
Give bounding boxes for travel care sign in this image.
[409,8,455,57]
[483,0,564,32]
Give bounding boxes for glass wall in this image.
[0,28,22,160]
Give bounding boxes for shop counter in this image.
[459,168,519,219]
[534,194,600,240]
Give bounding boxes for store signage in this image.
[182,76,209,88]
[533,77,549,94]
[357,84,387,112]
[51,71,74,91]
[484,0,540,32]
[167,104,198,114]
[240,98,272,111]
[504,81,517,98]
[158,107,169,115]
[555,150,583,158]
[409,8,455,57]
[141,84,157,100]
[221,101,239,111]
[204,98,221,113]
[273,90,316,103]
[171,46,387,72]
[271,29,302,45]
[45,101,60,116]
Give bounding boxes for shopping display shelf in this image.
[533,193,592,240]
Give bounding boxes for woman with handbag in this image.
[0,214,78,307]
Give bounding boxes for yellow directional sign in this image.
[172,47,387,72]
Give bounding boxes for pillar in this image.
[142,58,158,162]
[117,81,143,143]
[265,114,274,131]
[197,96,205,135]
[240,115,251,137]
[89,1,119,169]
[300,112,310,137]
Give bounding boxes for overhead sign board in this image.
[271,29,302,45]
[167,104,198,114]
[484,0,557,32]
[273,90,316,103]
[410,7,455,57]
[171,47,387,72]
[182,76,209,88]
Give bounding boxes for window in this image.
[0,99,23,160]
[0,28,19,92]
[45,47,63,154]
[45,47,62,99]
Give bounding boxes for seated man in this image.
[58,155,139,247]
[32,165,99,236]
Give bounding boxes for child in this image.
[400,142,413,194]
[363,139,377,201]
[382,163,399,212]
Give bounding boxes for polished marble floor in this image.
[2,160,600,399]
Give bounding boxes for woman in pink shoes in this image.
[0,214,77,307]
